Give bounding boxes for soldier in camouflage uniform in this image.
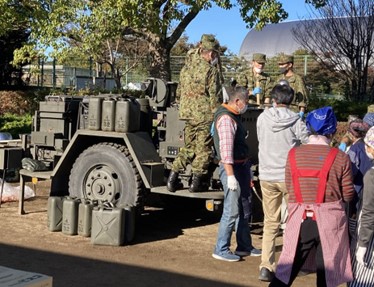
[277,54,309,115]
[167,34,223,193]
[235,53,272,106]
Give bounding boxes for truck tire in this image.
[68,142,142,207]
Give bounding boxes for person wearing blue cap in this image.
[269,106,355,287]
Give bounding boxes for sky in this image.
[185,1,313,55]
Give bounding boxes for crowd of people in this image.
[167,33,374,286]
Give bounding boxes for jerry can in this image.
[47,196,64,232]
[101,97,116,131]
[88,96,104,130]
[124,206,136,243]
[62,197,80,235]
[91,207,125,246]
[78,200,95,237]
[115,97,140,133]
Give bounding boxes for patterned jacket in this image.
[235,68,272,103]
[277,73,309,107]
[177,49,222,124]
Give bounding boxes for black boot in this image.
[189,174,209,193]
[167,171,180,192]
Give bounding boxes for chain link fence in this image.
[22,55,319,90]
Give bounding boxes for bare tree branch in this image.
[293,0,374,101]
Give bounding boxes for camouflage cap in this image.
[200,34,220,51]
[252,53,266,64]
[278,54,294,64]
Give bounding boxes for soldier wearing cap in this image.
[167,34,223,193]
[235,53,272,106]
[277,54,309,116]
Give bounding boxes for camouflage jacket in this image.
[277,73,309,107]
[177,50,222,124]
[235,68,272,103]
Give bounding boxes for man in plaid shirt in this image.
[211,86,261,262]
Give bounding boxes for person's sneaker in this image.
[212,251,240,262]
[235,250,251,257]
[249,247,262,257]
[258,267,274,282]
[235,248,262,257]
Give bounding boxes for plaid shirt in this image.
[216,114,237,164]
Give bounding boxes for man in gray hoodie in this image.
[257,83,309,282]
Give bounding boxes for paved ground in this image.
[0,180,323,287]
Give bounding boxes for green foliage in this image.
[1,0,328,80]
[307,97,368,122]
[171,35,194,56]
[0,113,32,138]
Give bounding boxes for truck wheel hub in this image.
[85,166,117,201]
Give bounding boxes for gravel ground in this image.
[0,180,329,287]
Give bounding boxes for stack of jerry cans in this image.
[91,206,125,246]
[47,196,135,246]
[87,95,141,133]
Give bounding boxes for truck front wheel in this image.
[68,142,142,207]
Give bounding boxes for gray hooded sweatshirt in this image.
[257,106,309,182]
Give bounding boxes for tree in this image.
[66,35,149,89]
[171,35,194,56]
[293,0,374,101]
[2,0,327,81]
[0,29,29,87]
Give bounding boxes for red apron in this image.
[276,148,353,287]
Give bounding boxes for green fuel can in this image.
[47,196,64,232]
[91,207,125,246]
[88,96,104,130]
[62,197,80,235]
[78,200,94,237]
[115,98,140,132]
[101,97,116,131]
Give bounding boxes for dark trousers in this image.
[269,218,326,287]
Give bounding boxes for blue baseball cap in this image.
[306,106,337,136]
[363,112,374,127]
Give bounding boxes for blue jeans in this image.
[214,162,253,254]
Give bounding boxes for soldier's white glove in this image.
[227,175,238,191]
[356,246,367,265]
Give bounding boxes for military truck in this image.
[0,78,262,235]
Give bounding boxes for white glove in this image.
[227,175,238,191]
[356,246,367,266]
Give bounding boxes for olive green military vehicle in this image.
[0,78,262,237]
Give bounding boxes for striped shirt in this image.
[216,114,236,164]
[285,143,355,203]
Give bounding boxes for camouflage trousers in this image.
[172,121,213,175]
